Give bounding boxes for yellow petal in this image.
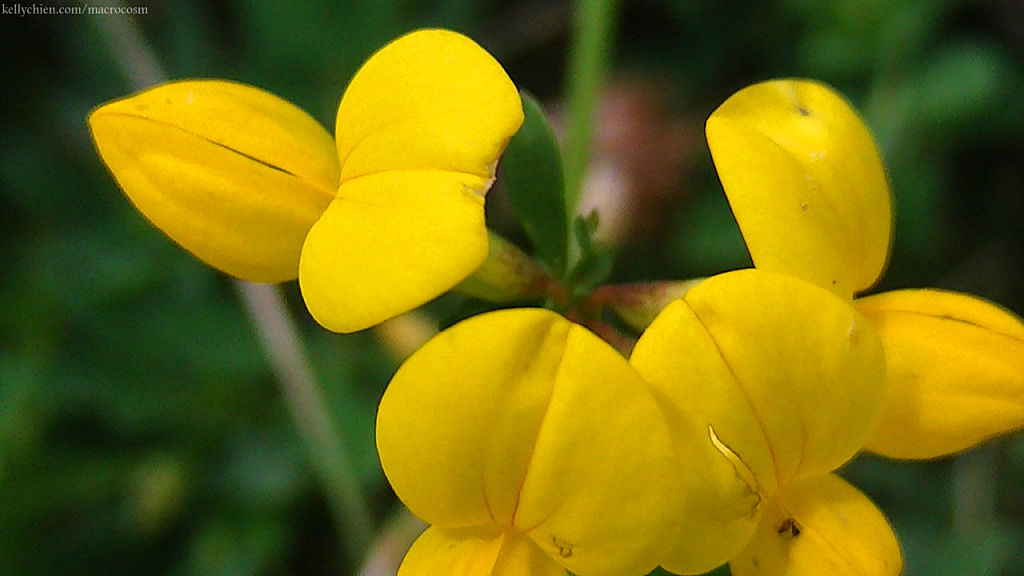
[630,297,768,575]
[334,29,523,182]
[857,289,1024,459]
[730,474,902,576]
[637,269,887,485]
[511,322,681,576]
[376,308,679,576]
[398,526,565,576]
[631,269,886,574]
[377,308,566,527]
[299,170,488,332]
[299,29,524,332]
[706,79,891,299]
[89,80,338,283]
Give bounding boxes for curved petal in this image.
[398,526,565,576]
[376,309,679,576]
[857,289,1024,459]
[631,270,886,574]
[730,474,902,576]
[377,309,568,528]
[302,29,524,332]
[89,80,338,282]
[630,297,769,575]
[706,80,891,299]
[335,29,524,182]
[299,170,488,332]
[512,323,681,576]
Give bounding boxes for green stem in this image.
[357,508,426,576]
[90,5,374,561]
[234,282,373,558]
[89,0,168,86]
[562,0,619,222]
[951,444,996,539]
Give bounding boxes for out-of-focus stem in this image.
[234,282,374,558]
[357,508,427,576]
[90,1,167,87]
[951,443,997,539]
[91,3,374,561]
[562,0,618,222]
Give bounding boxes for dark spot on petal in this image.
[552,535,573,558]
[777,517,801,540]
[798,105,810,117]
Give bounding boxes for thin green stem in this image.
[357,507,426,576]
[90,5,374,561]
[234,282,373,558]
[951,444,996,539]
[562,0,619,222]
[90,0,168,86]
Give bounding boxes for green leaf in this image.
[501,92,569,277]
[567,213,613,298]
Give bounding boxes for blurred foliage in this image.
[1,0,1023,575]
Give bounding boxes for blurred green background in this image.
[2,1,1023,575]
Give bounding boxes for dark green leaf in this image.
[501,92,569,277]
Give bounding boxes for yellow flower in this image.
[704,79,891,302]
[376,308,682,576]
[630,268,901,576]
[706,78,1024,460]
[88,29,524,333]
[636,78,1024,575]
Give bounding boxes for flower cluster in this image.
[89,28,1024,576]
[89,29,523,333]
[374,76,1024,576]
